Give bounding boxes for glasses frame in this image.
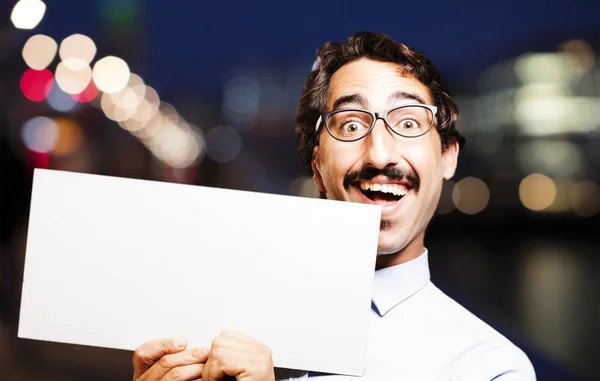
[315,103,438,142]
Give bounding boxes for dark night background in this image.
[1,1,599,380]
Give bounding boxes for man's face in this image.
[312,58,458,259]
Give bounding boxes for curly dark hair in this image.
[295,31,465,172]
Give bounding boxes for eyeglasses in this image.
[315,104,438,142]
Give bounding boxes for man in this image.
[132,32,536,381]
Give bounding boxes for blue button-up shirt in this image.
[276,250,536,380]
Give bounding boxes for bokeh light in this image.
[71,80,100,103]
[92,56,131,93]
[46,83,78,112]
[101,92,135,122]
[11,0,46,30]
[20,68,53,102]
[570,181,600,217]
[22,34,57,70]
[205,126,242,163]
[436,179,456,215]
[517,139,583,178]
[55,58,93,94]
[452,177,490,215]
[110,74,146,112]
[223,68,260,127]
[21,116,59,153]
[59,34,96,67]
[560,39,595,73]
[514,53,578,85]
[519,173,557,211]
[142,118,205,169]
[51,118,84,156]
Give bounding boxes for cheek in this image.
[319,142,361,183]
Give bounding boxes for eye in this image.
[341,121,368,134]
[399,119,420,130]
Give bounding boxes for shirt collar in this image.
[371,249,431,317]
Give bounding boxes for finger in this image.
[133,337,188,379]
[160,363,205,381]
[142,348,209,381]
[203,348,266,381]
[211,335,248,351]
[219,330,255,342]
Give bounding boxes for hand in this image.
[203,331,275,381]
[133,337,209,381]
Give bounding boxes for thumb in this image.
[133,337,187,379]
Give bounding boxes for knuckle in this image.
[166,367,182,381]
[211,336,223,349]
[210,347,224,361]
[134,347,150,364]
[158,354,172,369]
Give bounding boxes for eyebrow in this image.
[332,94,368,110]
[331,91,428,111]
[387,91,427,105]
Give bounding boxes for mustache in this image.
[343,165,420,193]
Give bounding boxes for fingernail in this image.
[173,337,187,349]
[193,347,209,358]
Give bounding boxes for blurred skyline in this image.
[1,1,599,380]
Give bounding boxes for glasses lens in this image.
[326,110,373,141]
[387,106,434,136]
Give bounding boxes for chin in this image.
[375,232,407,256]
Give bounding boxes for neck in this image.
[375,232,425,270]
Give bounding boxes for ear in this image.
[442,141,459,180]
[311,146,325,192]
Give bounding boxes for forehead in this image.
[327,58,432,109]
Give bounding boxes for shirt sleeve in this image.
[451,344,537,381]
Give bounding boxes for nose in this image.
[362,118,400,169]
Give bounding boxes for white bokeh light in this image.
[59,34,97,67]
[22,34,57,70]
[55,58,92,94]
[11,0,46,30]
[92,56,131,93]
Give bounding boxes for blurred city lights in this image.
[22,116,59,153]
[59,34,97,67]
[101,92,135,122]
[51,118,83,156]
[545,179,571,213]
[71,80,100,103]
[514,53,578,85]
[451,177,490,215]
[20,68,53,102]
[223,68,260,127]
[55,58,92,94]
[519,174,557,211]
[22,34,57,70]
[131,112,163,139]
[92,56,131,93]
[110,74,146,111]
[205,126,242,163]
[560,39,595,73]
[46,83,78,112]
[11,0,46,30]
[436,179,456,215]
[570,181,600,217]
[516,139,583,178]
[519,245,585,364]
[142,118,205,169]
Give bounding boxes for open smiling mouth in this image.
[357,181,408,204]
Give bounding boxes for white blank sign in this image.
[18,169,381,376]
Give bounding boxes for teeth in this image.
[359,182,407,196]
